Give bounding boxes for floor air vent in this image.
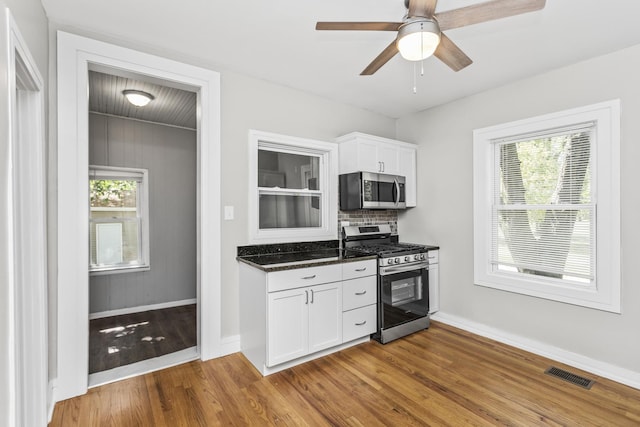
[544,366,595,389]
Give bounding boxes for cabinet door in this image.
[308,282,343,354]
[356,140,382,172]
[398,146,417,207]
[428,263,439,314]
[377,143,400,174]
[267,288,309,367]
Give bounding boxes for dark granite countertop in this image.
[237,240,378,272]
[237,248,377,272]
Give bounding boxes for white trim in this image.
[219,334,242,355]
[248,129,338,244]
[88,347,198,388]
[56,31,222,401]
[89,298,197,320]
[473,100,621,312]
[432,312,640,390]
[6,9,48,427]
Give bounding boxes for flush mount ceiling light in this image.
[122,89,154,107]
[396,19,441,61]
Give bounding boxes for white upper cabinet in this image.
[337,132,417,207]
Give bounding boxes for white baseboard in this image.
[219,334,241,355]
[89,298,197,320]
[47,379,57,423]
[432,312,640,390]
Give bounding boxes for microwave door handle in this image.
[393,178,400,207]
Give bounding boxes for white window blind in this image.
[491,122,595,283]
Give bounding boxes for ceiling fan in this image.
[316,0,546,75]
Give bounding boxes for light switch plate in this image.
[224,205,234,220]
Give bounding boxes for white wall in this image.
[396,44,640,376]
[0,0,48,423]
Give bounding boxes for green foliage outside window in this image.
[90,179,137,208]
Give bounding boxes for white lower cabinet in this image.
[239,258,377,375]
[267,282,342,367]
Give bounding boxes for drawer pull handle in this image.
[355,267,367,272]
[355,290,367,295]
[302,275,316,280]
[355,320,367,326]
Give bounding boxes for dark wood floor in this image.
[54,321,640,426]
[89,304,196,373]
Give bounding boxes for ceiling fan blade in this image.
[361,40,399,75]
[436,0,545,31]
[316,22,402,31]
[433,33,472,72]
[408,0,438,18]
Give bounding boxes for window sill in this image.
[90,264,150,276]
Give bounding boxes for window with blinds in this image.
[492,123,595,284]
[473,100,620,312]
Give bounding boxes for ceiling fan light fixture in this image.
[397,19,441,61]
[123,89,155,107]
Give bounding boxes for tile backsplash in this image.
[338,209,398,237]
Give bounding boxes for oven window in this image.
[380,269,429,328]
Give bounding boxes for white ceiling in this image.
[42,0,640,119]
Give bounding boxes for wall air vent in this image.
[544,366,595,389]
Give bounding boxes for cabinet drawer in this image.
[342,259,376,280]
[267,264,341,293]
[343,304,377,343]
[342,276,377,311]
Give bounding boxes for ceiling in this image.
[43,0,640,119]
[88,71,197,129]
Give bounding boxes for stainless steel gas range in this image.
[342,224,438,344]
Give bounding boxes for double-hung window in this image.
[249,130,338,243]
[473,100,620,312]
[89,165,150,274]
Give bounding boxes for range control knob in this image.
[394,257,400,264]
[414,254,420,261]
[420,253,426,260]
[387,258,393,265]
[404,256,410,262]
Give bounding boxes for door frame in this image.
[56,31,222,401]
[3,8,48,426]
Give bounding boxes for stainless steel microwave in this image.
[339,171,406,210]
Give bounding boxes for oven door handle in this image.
[379,261,430,276]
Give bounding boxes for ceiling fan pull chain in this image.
[413,62,418,94]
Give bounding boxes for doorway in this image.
[5,10,48,426]
[56,31,222,401]
[87,69,198,385]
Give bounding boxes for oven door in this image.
[379,262,429,330]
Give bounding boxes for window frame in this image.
[89,165,151,275]
[248,130,338,243]
[473,100,621,313]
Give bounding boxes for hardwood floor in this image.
[52,321,640,426]
[89,304,196,373]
